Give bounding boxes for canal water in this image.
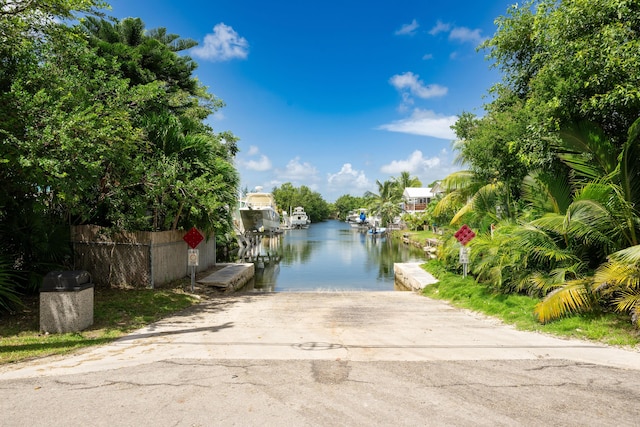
[240,219,426,292]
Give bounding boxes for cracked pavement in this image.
[1,292,639,426]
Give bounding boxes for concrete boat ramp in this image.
[4,264,640,426]
[197,262,254,291]
[197,262,436,292]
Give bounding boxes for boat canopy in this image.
[246,193,276,208]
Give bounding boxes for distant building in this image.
[402,184,443,214]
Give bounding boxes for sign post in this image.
[454,224,476,278]
[183,227,204,292]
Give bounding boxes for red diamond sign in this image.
[454,224,476,246]
[183,227,204,249]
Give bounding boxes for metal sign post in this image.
[459,246,470,278]
[183,227,204,293]
[188,249,199,292]
[454,224,476,278]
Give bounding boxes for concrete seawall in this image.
[197,263,255,292]
[394,263,438,291]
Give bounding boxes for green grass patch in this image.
[0,287,200,365]
[421,261,640,348]
[396,229,439,242]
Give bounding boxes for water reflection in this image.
[239,220,425,292]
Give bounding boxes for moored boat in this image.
[280,210,292,230]
[290,206,310,229]
[239,191,281,233]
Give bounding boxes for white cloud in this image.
[191,23,249,61]
[381,150,441,174]
[422,53,433,60]
[449,26,485,45]
[242,155,272,171]
[389,72,447,100]
[377,109,457,140]
[382,150,461,185]
[395,19,419,36]
[276,157,319,181]
[327,164,371,191]
[429,20,450,36]
[428,21,485,46]
[240,145,271,171]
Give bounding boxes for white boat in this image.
[290,206,310,229]
[239,191,281,233]
[346,208,366,224]
[347,208,368,227]
[368,226,386,235]
[280,211,292,230]
[347,209,381,229]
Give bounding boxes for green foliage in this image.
[401,212,427,231]
[422,261,639,346]
[333,194,366,220]
[0,256,22,313]
[593,245,640,327]
[436,0,640,328]
[272,183,330,223]
[364,179,402,226]
[1,6,240,300]
[484,0,640,146]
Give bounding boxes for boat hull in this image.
[290,207,310,229]
[240,208,281,233]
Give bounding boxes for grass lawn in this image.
[421,261,640,348]
[0,285,202,365]
[394,229,440,242]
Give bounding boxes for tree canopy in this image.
[438,0,640,327]
[0,3,240,303]
[272,183,330,224]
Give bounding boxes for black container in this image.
[41,270,92,292]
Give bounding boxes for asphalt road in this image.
[1,291,639,426]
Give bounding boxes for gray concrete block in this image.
[40,288,94,333]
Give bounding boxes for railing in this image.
[246,202,275,209]
[404,203,427,212]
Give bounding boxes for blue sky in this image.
[108,0,514,202]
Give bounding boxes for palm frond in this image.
[530,213,567,235]
[521,171,572,215]
[528,263,586,294]
[449,182,501,225]
[606,245,640,264]
[439,170,476,192]
[450,198,474,225]
[432,191,465,217]
[534,278,596,323]
[512,224,578,264]
[593,246,640,292]
[556,122,618,181]
[611,290,640,313]
[619,117,640,245]
[564,199,615,247]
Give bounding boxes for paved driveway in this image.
[2,292,639,426]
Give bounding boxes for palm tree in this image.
[594,245,640,327]
[533,119,640,323]
[432,170,505,230]
[392,171,422,200]
[364,179,402,227]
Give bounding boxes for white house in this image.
[402,185,443,214]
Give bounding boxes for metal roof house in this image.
[402,185,442,214]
